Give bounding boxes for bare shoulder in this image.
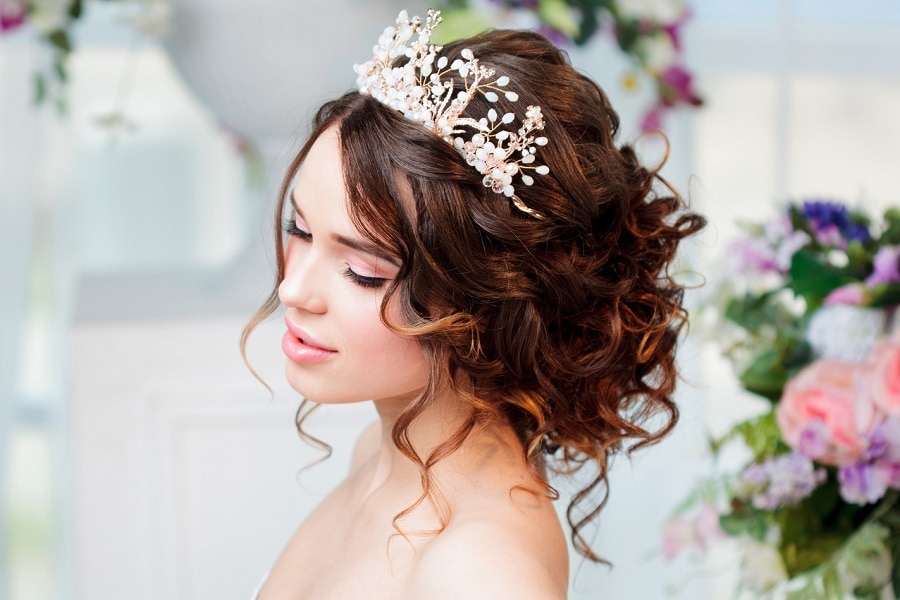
[405,498,569,599]
[349,419,381,473]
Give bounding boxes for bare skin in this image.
[259,127,568,599]
[256,398,569,600]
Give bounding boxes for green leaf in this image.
[538,0,580,38]
[787,203,806,231]
[806,473,841,522]
[69,0,83,20]
[892,550,900,600]
[822,564,843,599]
[53,58,67,84]
[570,0,605,46]
[719,510,769,541]
[843,523,892,591]
[429,9,495,43]
[46,30,72,53]
[711,411,783,456]
[728,292,797,334]
[782,338,814,372]
[33,73,46,104]
[870,283,900,308]
[786,582,819,600]
[724,288,806,336]
[781,533,845,578]
[789,249,854,309]
[879,208,900,245]
[724,292,771,332]
[740,348,787,400]
[845,240,875,279]
[740,411,782,457]
[53,95,68,115]
[614,17,640,52]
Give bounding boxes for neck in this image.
[364,383,524,494]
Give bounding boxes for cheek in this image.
[377,314,427,361]
[373,336,430,392]
[356,301,430,386]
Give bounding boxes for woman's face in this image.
[278,127,430,408]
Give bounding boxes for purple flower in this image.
[0,0,27,32]
[728,237,779,273]
[640,104,663,133]
[838,462,886,504]
[862,418,900,462]
[837,418,900,503]
[875,460,900,488]
[741,462,769,486]
[727,215,811,276]
[863,425,890,461]
[659,65,702,107]
[797,420,831,459]
[800,201,871,246]
[869,421,900,482]
[737,453,827,510]
[536,24,570,46]
[865,246,900,287]
[662,21,683,50]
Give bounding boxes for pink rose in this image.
[661,504,723,560]
[824,283,870,307]
[661,516,694,560]
[863,339,900,417]
[776,359,865,466]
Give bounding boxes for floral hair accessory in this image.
[354,9,550,218]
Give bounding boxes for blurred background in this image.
[2,0,900,598]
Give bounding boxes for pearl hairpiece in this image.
[354,9,550,218]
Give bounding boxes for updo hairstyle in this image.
[244,28,706,562]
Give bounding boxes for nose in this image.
[278,243,328,314]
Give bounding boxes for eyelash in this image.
[282,218,388,290]
[342,267,387,289]
[283,218,311,240]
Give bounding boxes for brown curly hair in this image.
[242,28,705,562]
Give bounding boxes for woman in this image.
[245,9,705,599]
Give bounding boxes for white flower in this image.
[29,0,71,35]
[758,214,810,272]
[120,0,172,38]
[738,538,788,594]
[806,305,886,361]
[616,0,687,24]
[635,33,676,73]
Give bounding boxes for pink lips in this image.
[282,319,337,364]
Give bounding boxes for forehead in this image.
[292,127,344,204]
[300,120,420,226]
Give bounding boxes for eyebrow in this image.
[291,195,401,267]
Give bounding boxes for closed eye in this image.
[342,267,388,289]
[283,218,311,240]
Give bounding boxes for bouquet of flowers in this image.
[666,200,900,598]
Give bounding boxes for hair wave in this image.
[242,28,705,562]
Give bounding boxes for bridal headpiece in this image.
[354,9,550,218]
